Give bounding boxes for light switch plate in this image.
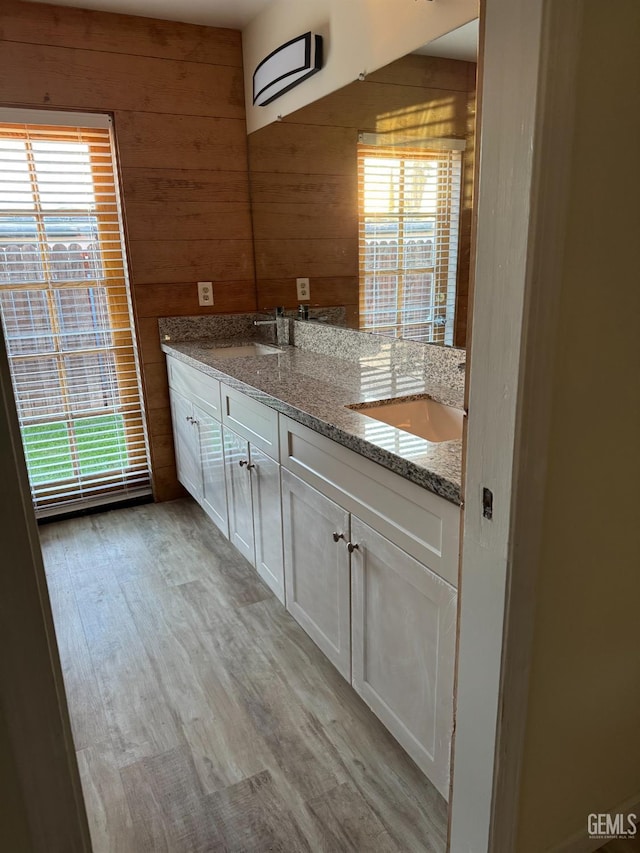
[197,281,214,306]
[296,277,310,300]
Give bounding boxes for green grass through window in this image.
[22,413,128,485]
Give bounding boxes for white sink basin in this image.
[207,343,281,358]
[352,397,464,442]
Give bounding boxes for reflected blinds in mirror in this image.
[357,144,462,345]
[0,115,151,516]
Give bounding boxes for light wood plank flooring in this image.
[40,498,447,852]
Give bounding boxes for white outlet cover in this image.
[198,281,213,306]
[296,277,310,300]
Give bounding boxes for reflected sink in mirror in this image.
[349,398,464,443]
[205,343,281,358]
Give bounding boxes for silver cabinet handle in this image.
[347,542,359,553]
[332,532,345,543]
[192,419,199,426]
[246,463,255,470]
[239,459,248,467]
[186,415,193,423]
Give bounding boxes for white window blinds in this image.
[0,113,151,516]
[357,144,462,345]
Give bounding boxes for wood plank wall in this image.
[0,0,257,500]
[248,54,476,345]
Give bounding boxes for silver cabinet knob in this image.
[238,459,248,467]
[246,463,255,470]
[332,532,345,543]
[347,542,359,553]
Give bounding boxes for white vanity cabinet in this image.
[170,389,203,503]
[220,383,285,603]
[223,427,255,565]
[281,469,351,679]
[278,414,459,799]
[350,517,456,798]
[168,362,228,537]
[166,353,460,798]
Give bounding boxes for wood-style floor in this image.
[40,498,447,852]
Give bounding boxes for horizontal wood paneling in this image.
[133,282,256,317]
[125,202,252,241]
[249,172,357,207]
[251,204,356,240]
[0,42,245,118]
[0,0,242,66]
[149,432,176,471]
[249,53,475,339]
[254,239,357,280]
[129,240,254,284]
[257,278,358,311]
[248,124,358,175]
[136,317,164,365]
[285,81,468,138]
[114,111,248,172]
[147,407,173,439]
[121,168,250,205]
[365,54,472,91]
[1,1,256,501]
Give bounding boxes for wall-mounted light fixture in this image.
[253,32,323,107]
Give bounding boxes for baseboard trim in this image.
[551,794,640,853]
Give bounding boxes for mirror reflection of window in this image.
[358,144,462,346]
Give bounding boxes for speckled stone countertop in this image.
[161,337,464,505]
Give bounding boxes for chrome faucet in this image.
[253,306,284,327]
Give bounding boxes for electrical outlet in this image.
[296,277,310,300]
[197,281,214,306]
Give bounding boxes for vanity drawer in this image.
[279,414,459,586]
[221,383,279,461]
[167,356,221,421]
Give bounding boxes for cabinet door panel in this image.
[282,469,351,679]
[169,390,201,501]
[250,446,284,603]
[351,516,456,799]
[223,427,255,565]
[196,405,228,537]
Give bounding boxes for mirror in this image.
[247,30,477,348]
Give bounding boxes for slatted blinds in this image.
[358,142,462,345]
[0,110,151,516]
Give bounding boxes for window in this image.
[0,111,151,516]
[358,144,462,345]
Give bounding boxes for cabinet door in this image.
[250,446,284,604]
[281,469,351,679]
[169,389,202,501]
[350,516,456,799]
[195,405,228,537]
[223,426,255,565]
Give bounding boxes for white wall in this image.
[242,0,477,133]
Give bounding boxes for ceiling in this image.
[415,19,479,62]
[25,0,273,28]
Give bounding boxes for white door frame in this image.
[449,0,584,849]
[0,1,587,849]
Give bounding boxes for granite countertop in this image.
[161,338,463,505]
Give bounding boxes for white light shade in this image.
[253,32,323,107]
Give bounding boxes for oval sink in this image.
[206,343,281,358]
[351,398,463,442]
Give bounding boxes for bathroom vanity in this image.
[162,318,463,799]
